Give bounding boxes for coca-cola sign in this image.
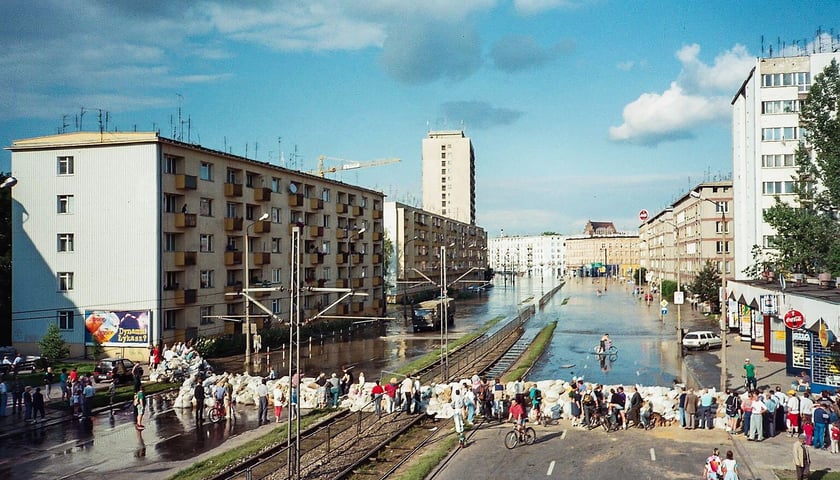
[784,309,805,330]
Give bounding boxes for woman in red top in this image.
[372,380,385,417]
[508,397,526,432]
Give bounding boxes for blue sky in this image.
[2,0,839,236]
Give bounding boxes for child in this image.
[831,421,840,454]
[803,419,814,446]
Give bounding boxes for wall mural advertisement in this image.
[84,310,150,345]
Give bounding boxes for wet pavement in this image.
[0,275,731,478]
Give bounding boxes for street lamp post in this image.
[244,212,270,373]
[601,243,608,292]
[691,191,728,391]
[661,219,683,349]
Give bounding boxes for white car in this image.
[682,331,722,350]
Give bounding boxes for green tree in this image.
[756,59,840,276]
[39,323,70,365]
[690,261,721,311]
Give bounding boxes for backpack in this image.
[534,389,542,402]
[477,385,488,402]
[583,392,594,405]
[725,395,739,416]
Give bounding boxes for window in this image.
[200,162,213,181]
[200,234,214,253]
[199,197,213,216]
[163,310,177,330]
[57,233,74,252]
[226,202,239,218]
[245,205,255,220]
[321,214,330,228]
[762,181,795,195]
[271,268,283,283]
[761,72,810,92]
[761,100,801,114]
[57,272,74,291]
[271,299,281,314]
[226,169,238,184]
[271,207,282,223]
[321,188,330,202]
[716,241,730,254]
[164,155,179,174]
[164,194,179,213]
[441,152,446,159]
[761,127,799,141]
[246,172,256,188]
[271,177,282,193]
[322,266,331,280]
[164,233,177,252]
[763,235,778,248]
[200,270,215,289]
[200,305,214,325]
[761,154,796,168]
[321,241,331,254]
[165,271,179,290]
[271,238,282,253]
[57,156,74,175]
[57,310,74,330]
[715,221,729,234]
[715,201,729,214]
[57,195,74,214]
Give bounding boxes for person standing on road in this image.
[800,391,815,426]
[383,377,397,413]
[0,377,8,417]
[23,385,33,422]
[43,366,54,400]
[59,368,69,403]
[725,389,740,433]
[678,387,688,428]
[764,392,778,438]
[743,358,757,392]
[82,380,95,417]
[813,401,831,450]
[12,375,24,414]
[793,437,810,480]
[721,450,739,480]
[256,378,269,423]
[684,388,698,429]
[32,386,45,421]
[371,380,384,417]
[273,383,286,423]
[194,378,205,423]
[748,392,767,441]
[401,376,413,413]
[699,388,713,429]
[703,447,722,480]
[493,378,505,420]
[787,390,801,437]
[451,387,466,447]
[134,386,145,428]
[329,373,341,408]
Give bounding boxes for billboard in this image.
[84,310,150,346]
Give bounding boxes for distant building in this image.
[488,233,566,278]
[8,132,385,359]
[384,201,487,305]
[421,130,475,225]
[564,222,638,279]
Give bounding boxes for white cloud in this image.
[609,43,755,146]
[513,0,589,15]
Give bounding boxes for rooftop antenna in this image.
[277,136,282,166]
[77,107,86,131]
[255,141,258,160]
[761,35,765,57]
[176,93,183,141]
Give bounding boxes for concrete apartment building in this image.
[732,51,840,280]
[384,202,487,304]
[421,130,475,225]
[8,132,385,358]
[488,233,566,278]
[639,181,734,291]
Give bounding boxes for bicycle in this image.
[593,345,618,362]
[207,401,226,423]
[504,422,536,449]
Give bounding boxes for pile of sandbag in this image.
[150,345,213,383]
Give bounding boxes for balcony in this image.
[288,194,304,207]
[174,251,197,267]
[174,288,197,305]
[224,182,243,197]
[224,217,244,232]
[336,304,349,315]
[336,252,348,265]
[224,284,241,302]
[352,277,364,289]
[308,253,324,264]
[175,213,197,228]
[372,298,384,309]
[351,206,363,216]
[254,187,272,202]
[308,226,323,237]
[336,229,347,239]
[175,174,197,190]
[253,252,271,265]
[371,254,382,263]
[336,278,349,288]
[350,253,362,265]
[308,198,324,210]
[254,220,271,233]
[337,203,348,214]
[224,251,243,266]
[372,276,383,286]
[372,209,383,219]
[371,231,382,241]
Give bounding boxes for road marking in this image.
[650,447,656,461]
[560,429,567,440]
[547,460,555,476]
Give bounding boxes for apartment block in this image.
[421,130,475,225]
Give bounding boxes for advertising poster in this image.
[84,310,150,345]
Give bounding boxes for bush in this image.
[39,323,69,365]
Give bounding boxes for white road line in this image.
[547,460,556,476]
[650,447,656,461]
[560,429,567,440]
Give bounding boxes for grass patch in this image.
[775,470,840,480]
[502,321,557,383]
[170,410,334,480]
[12,361,95,387]
[396,434,459,480]
[397,315,507,377]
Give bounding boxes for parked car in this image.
[682,331,722,350]
[93,357,136,384]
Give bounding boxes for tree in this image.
[755,59,840,276]
[39,323,70,365]
[690,261,721,311]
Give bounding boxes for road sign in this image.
[661,307,668,315]
[783,309,804,330]
[674,291,684,305]
[660,299,668,308]
[639,209,649,222]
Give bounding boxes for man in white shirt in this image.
[787,391,801,437]
[799,392,814,425]
[748,392,767,441]
[400,376,414,413]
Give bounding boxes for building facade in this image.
[9,132,385,359]
[384,201,487,304]
[564,221,639,280]
[421,130,475,225]
[488,233,566,278]
[732,52,840,280]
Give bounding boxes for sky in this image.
[1,0,839,237]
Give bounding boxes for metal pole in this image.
[603,244,607,292]
[720,210,728,392]
[244,223,252,372]
[676,226,682,347]
[442,245,448,380]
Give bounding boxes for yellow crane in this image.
[310,155,401,178]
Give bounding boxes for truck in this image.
[411,298,455,333]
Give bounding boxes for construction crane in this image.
[310,155,401,178]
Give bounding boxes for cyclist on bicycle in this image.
[508,397,526,433]
[598,333,612,354]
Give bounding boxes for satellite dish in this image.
[288,182,298,194]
